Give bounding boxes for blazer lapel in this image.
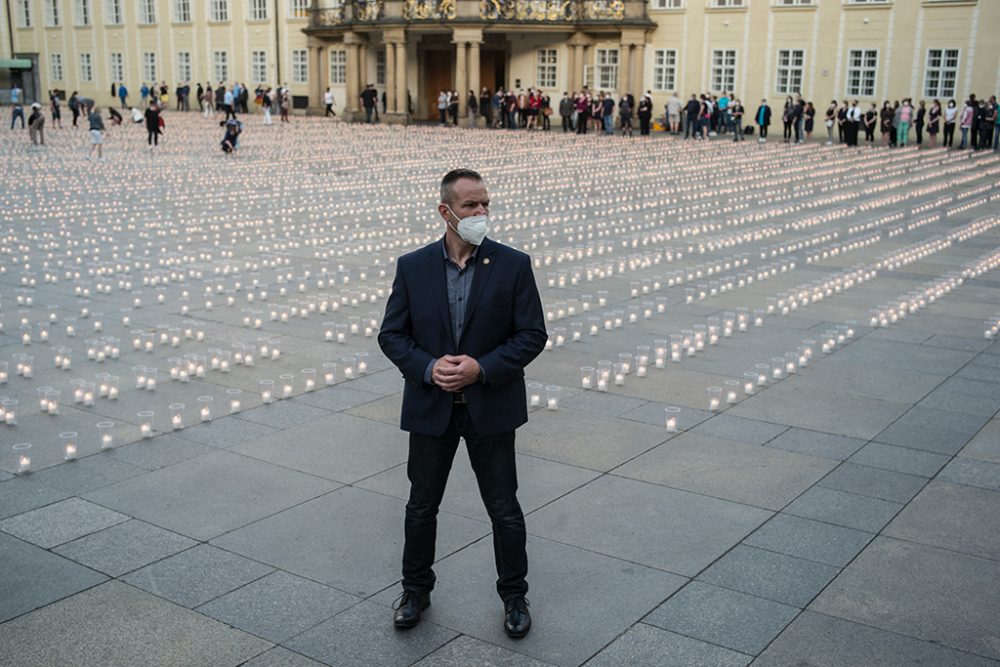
[426,241,454,346]
[460,238,498,342]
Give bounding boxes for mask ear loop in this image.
[441,204,462,236]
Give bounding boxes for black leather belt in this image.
[453,392,467,404]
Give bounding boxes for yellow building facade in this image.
[2,0,997,121]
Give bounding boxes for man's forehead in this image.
[452,180,489,199]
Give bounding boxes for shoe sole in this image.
[505,624,531,639]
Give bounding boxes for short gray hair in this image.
[440,169,483,205]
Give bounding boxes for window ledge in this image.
[922,0,976,6]
[649,8,686,12]
[771,5,817,11]
[843,2,892,9]
[705,6,748,12]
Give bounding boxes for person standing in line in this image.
[324,88,335,117]
[926,99,941,147]
[730,98,744,141]
[990,96,1000,151]
[976,98,994,150]
[823,101,836,145]
[118,83,129,109]
[804,101,815,142]
[378,168,546,640]
[262,88,274,124]
[889,100,900,147]
[943,99,957,147]
[864,103,877,145]
[9,83,25,129]
[666,91,681,135]
[280,90,290,123]
[559,92,573,132]
[224,86,237,120]
[467,89,479,128]
[781,96,793,143]
[196,83,204,112]
[846,100,861,147]
[140,82,149,105]
[958,99,974,149]
[449,90,460,126]
[793,96,805,144]
[897,99,913,147]
[69,91,81,128]
[575,93,589,134]
[27,103,45,145]
[637,94,652,136]
[685,95,700,139]
[756,98,771,143]
[480,88,492,127]
[437,90,448,126]
[968,94,979,147]
[144,99,161,149]
[87,105,106,161]
[914,100,926,145]
[880,101,894,146]
[49,91,63,129]
[619,94,633,137]
[540,91,551,131]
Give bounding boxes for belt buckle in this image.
[453,392,466,404]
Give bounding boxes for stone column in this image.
[573,44,585,91]
[359,44,369,90]
[454,40,468,117]
[309,45,323,114]
[385,42,396,114]
[469,40,481,125]
[618,43,631,96]
[632,43,645,97]
[395,40,407,115]
[344,33,361,116]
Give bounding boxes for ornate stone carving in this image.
[403,0,456,20]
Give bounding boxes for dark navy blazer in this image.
[378,236,547,437]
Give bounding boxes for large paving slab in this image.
[0,497,130,549]
[529,474,772,576]
[0,580,271,667]
[52,519,198,577]
[584,622,751,667]
[83,449,340,541]
[810,536,1000,661]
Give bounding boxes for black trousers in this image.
[915,122,924,145]
[402,403,528,601]
[943,122,955,147]
[640,116,651,135]
[759,124,768,138]
[562,114,571,132]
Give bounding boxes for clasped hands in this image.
[432,354,481,392]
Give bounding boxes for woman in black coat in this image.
[144,101,161,147]
[637,95,653,136]
[755,99,772,142]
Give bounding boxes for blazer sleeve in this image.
[476,254,547,388]
[378,258,437,386]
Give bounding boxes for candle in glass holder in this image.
[227,388,242,414]
[546,386,561,410]
[707,386,723,412]
[323,362,338,385]
[13,443,31,474]
[280,374,295,399]
[61,432,78,461]
[197,396,213,422]
[614,363,626,386]
[743,372,757,396]
[580,366,594,389]
[725,380,740,404]
[772,358,785,380]
[664,406,681,432]
[756,363,769,387]
[97,421,114,449]
[260,379,275,404]
[302,368,317,391]
[145,369,157,391]
[170,404,185,430]
[356,352,369,375]
[0,361,7,384]
[138,411,154,439]
[527,382,543,407]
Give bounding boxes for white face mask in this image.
[444,204,488,246]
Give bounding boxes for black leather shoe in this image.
[504,597,531,638]
[393,591,430,629]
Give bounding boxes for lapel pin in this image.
[483,258,491,265]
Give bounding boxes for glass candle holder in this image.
[784,352,798,375]
[580,366,594,390]
[707,386,723,412]
[0,361,7,384]
[145,368,157,391]
[302,368,317,392]
[670,334,683,362]
[654,339,668,368]
[269,338,282,360]
[613,363,627,386]
[664,406,681,432]
[97,421,114,450]
[134,365,147,390]
[744,372,757,396]
[227,388,242,414]
[725,380,740,405]
[197,396,213,423]
[546,386,561,411]
[570,321,583,341]
[279,374,295,399]
[259,380,275,404]
[341,357,356,380]
[756,363,769,387]
[81,382,96,407]
[61,432,79,461]
[20,355,32,378]
[46,388,61,415]
[37,387,53,414]
[138,411,155,439]
[12,443,31,474]
[54,347,72,370]
[771,358,785,380]
[355,352,369,375]
[170,403,185,430]
[553,327,567,347]
[527,382,543,407]
[323,362,338,386]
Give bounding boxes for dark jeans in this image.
[402,404,527,601]
[562,114,572,132]
[10,106,25,129]
[943,122,955,147]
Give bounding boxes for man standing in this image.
[27,103,45,145]
[324,88,335,117]
[667,91,682,135]
[846,100,861,146]
[379,169,546,640]
[559,91,574,132]
[118,83,129,109]
[361,84,378,123]
[9,83,25,129]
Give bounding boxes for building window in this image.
[289,0,310,18]
[376,49,386,86]
[845,0,888,4]
[80,53,94,82]
[711,0,744,6]
[51,53,64,81]
[138,0,156,23]
[330,49,346,84]
[209,0,229,21]
[595,48,619,91]
[251,50,268,83]
[248,0,268,20]
[291,49,308,84]
[652,0,683,8]
[536,49,557,89]
[174,52,191,82]
[846,49,878,97]
[213,51,229,82]
[652,49,677,91]
[143,52,157,82]
[105,0,122,24]
[172,0,191,22]
[775,0,813,4]
[44,0,61,26]
[75,0,92,25]
[775,49,804,94]
[109,52,124,83]
[711,49,736,92]
[924,48,959,98]
[16,0,32,27]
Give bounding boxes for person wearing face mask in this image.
[379,169,546,640]
[943,99,957,148]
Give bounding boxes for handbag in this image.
[825,119,834,128]
[542,107,553,117]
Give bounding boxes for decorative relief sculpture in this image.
[404,0,456,20]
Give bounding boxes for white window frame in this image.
[289,0,310,18]
[44,0,61,26]
[652,49,677,91]
[142,52,157,82]
[138,0,156,24]
[775,48,804,95]
[209,0,229,22]
[844,0,889,4]
[176,52,192,82]
[595,48,619,91]
[651,0,684,8]
[109,52,124,83]
[172,0,191,22]
[774,0,813,5]
[75,0,92,25]
[711,0,744,6]
[16,0,32,27]
[291,49,309,84]
[79,53,94,82]
[330,49,346,84]
[923,48,959,99]
[711,49,737,93]
[251,50,268,83]
[376,49,386,86]
[105,0,123,24]
[248,0,268,20]
[50,53,64,81]
[213,51,230,83]
[536,49,557,89]
[846,48,878,97]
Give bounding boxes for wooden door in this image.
[424,50,453,120]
